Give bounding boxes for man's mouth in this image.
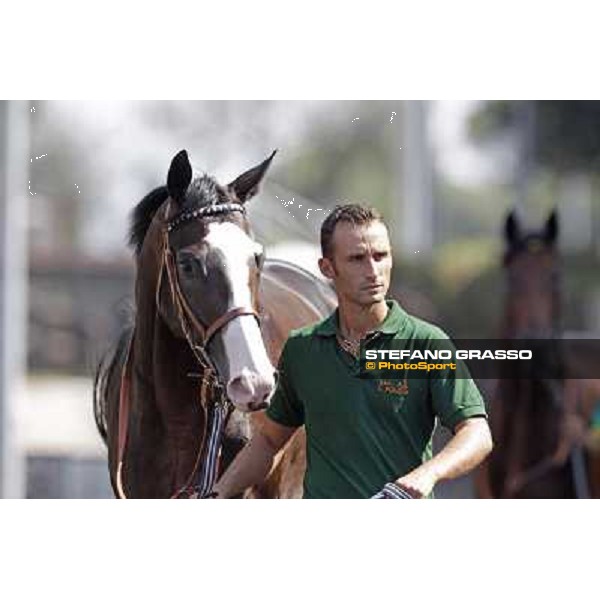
[363,283,384,291]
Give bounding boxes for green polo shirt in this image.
[266,299,487,499]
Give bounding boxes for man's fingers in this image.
[394,479,427,498]
[383,482,415,499]
[398,487,420,499]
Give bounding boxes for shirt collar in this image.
[314,299,407,337]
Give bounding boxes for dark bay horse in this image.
[94,150,336,498]
[476,211,600,498]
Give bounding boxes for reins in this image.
[116,201,260,499]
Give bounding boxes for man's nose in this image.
[364,257,378,276]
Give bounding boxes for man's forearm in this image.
[212,433,278,498]
[394,418,493,497]
[424,418,493,483]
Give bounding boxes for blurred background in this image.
[1,100,599,498]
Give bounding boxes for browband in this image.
[166,202,246,232]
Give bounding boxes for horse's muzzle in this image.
[247,399,270,411]
[226,370,275,412]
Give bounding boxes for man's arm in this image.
[394,417,493,498]
[212,411,298,498]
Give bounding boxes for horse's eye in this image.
[255,253,265,270]
[178,258,194,276]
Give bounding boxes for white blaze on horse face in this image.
[205,222,275,411]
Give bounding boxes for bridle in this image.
[116,200,261,499]
[162,201,260,380]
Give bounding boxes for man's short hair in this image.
[320,203,384,259]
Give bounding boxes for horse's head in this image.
[503,210,560,338]
[156,149,277,412]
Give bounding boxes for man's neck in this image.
[338,299,389,340]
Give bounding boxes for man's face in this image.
[319,220,393,307]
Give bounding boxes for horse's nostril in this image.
[227,375,252,396]
[227,372,274,410]
[251,400,269,411]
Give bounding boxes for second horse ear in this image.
[167,150,193,204]
[544,210,559,245]
[228,150,277,203]
[504,210,521,245]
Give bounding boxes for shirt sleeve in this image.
[266,338,305,428]
[429,340,488,432]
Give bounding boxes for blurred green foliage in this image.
[470,101,600,172]
[278,101,399,222]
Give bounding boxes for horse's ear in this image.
[167,150,192,204]
[544,210,559,245]
[227,150,277,203]
[505,210,521,245]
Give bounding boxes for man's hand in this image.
[371,468,437,499]
[371,481,415,499]
[394,464,439,498]
[374,417,493,499]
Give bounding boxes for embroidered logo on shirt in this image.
[378,379,409,396]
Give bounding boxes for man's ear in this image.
[227,150,277,203]
[319,257,336,280]
[167,149,193,204]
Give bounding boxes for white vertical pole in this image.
[0,101,29,498]
[397,100,434,257]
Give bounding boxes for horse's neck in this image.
[124,208,215,497]
[127,305,207,498]
[498,379,562,476]
[501,288,562,339]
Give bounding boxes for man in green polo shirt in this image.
[213,204,493,499]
